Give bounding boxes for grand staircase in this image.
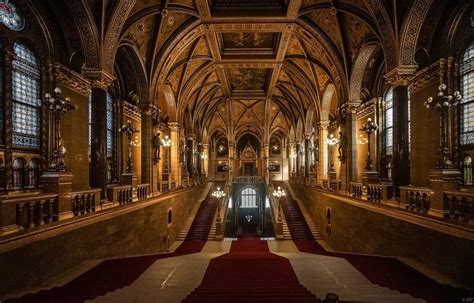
[273,181,322,241]
[182,239,320,303]
[177,196,217,241]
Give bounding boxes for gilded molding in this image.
[384,65,418,87]
[53,63,91,96]
[83,69,115,90]
[408,61,440,94]
[123,101,141,121]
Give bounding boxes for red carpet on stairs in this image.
[182,238,321,303]
[6,195,218,303]
[274,181,474,303]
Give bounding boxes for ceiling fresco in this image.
[220,32,280,55]
[227,68,271,94]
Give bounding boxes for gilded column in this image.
[318,121,329,181]
[169,123,181,188]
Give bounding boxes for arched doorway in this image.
[236,187,263,237]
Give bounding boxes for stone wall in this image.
[0,185,208,296]
[291,184,474,287]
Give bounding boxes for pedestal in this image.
[362,170,378,186]
[121,173,138,201]
[40,171,74,220]
[428,168,461,218]
[161,172,170,193]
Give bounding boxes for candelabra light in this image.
[212,187,226,222]
[424,83,462,169]
[43,87,77,172]
[326,134,339,172]
[162,135,172,173]
[359,118,378,171]
[273,186,286,222]
[120,120,139,173]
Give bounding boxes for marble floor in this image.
[62,239,425,303]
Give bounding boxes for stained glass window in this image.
[460,43,474,145]
[0,0,25,31]
[385,88,393,155]
[384,88,411,155]
[12,42,40,148]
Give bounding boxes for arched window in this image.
[88,91,116,182]
[460,43,474,145]
[12,157,26,190]
[240,187,258,208]
[27,158,41,189]
[384,88,412,156]
[12,42,41,148]
[463,156,473,185]
[384,88,393,155]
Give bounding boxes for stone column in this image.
[346,108,358,183]
[318,121,329,181]
[296,143,301,177]
[392,85,411,197]
[196,142,202,178]
[186,136,195,179]
[89,75,112,200]
[263,144,270,184]
[202,143,209,177]
[169,123,181,188]
[141,105,155,191]
[304,137,310,178]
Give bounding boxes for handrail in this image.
[444,190,474,224]
[71,188,101,217]
[400,186,432,213]
[136,183,151,201]
[1,193,59,234]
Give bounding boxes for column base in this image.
[362,170,378,186]
[121,173,138,201]
[428,168,461,217]
[41,171,74,221]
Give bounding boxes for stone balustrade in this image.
[235,176,263,183]
[1,193,58,234]
[322,179,342,191]
[350,182,364,199]
[444,191,474,225]
[107,185,133,205]
[400,186,432,213]
[136,183,150,201]
[71,189,101,217]
[367,183,390,203]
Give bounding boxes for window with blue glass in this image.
[384,88,393,155]
[460,43,474,145]
[12,42,41,148]
[0,0,25,31]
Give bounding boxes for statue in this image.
[153,129,162,164]
[338,131,347,162]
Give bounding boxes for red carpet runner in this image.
[6,195,217,303]
[274,181,473,303]
[182,238,321,303]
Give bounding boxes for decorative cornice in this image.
[82,68,115,90]
[356,98,377,118]
[408,61,440,94]
[123,101,141,121]
[384,65,418,87]
[53,63,91,96]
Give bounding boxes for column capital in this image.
[168,122,182,131]
[82,69,114,90]
[384,65,417,87]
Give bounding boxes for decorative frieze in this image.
[385,65,417,87]
[53,63,91,96]
[123,101,141,121]
[408,61,440,94]
[356,98,377,119]
[82,69,115,90]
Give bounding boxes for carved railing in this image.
[1,193,58,234]
[235,176,262,183]
[107,185,133,205]
[401,187,432,213]
[444,191,474,225]
[136,183,150,201]
[323,179,342,191]
[71,188,101,217]
[367,183,389,203]
[350,182,364,199]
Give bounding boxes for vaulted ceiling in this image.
[33,0,473,140]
